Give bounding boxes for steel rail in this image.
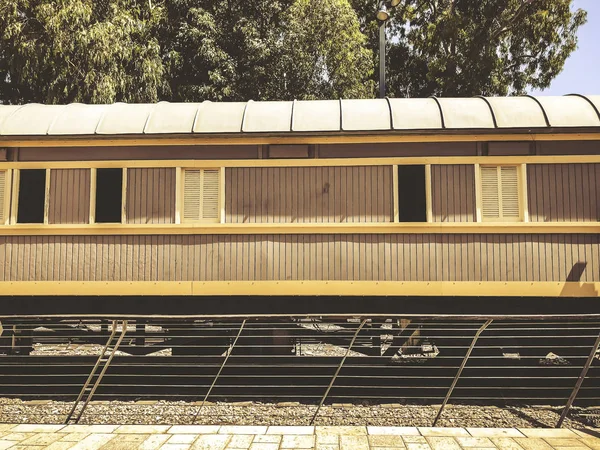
[433,319,493,426]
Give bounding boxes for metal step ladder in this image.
[64,320,128,424]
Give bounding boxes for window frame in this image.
[10,168,50,225]
[475,163,528,223]
[89,167,127,225]
[0,169,11,226]
[176,167,225,224]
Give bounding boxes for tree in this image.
[0,0,166,104]
[376,0,587,97]
[277,0,374,99]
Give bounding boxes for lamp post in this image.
[376,0,399,98]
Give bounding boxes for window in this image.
[479,165,522,221]
[17,169,46,224]
[0,170,7,225]
[95,168,123,223]
[182,169,221,223]
[397,165,427,222]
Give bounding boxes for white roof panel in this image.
[242,101,293,132]
[292,100,340,132]
[193,102,246,133]
[0,105,24,132]
[145,102,200,134]
[579,95,600,120]
[0,104,66,135]
[436,97,495,129]
[389,98,442,130]
[96,103,155,135]
[484,97,547,128]
[341,99,390,131]
[534,96,600,127]
[48,103,108,135]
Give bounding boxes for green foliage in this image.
[0,0,588,103]
[0,0,166,104]
[381,0,587,97]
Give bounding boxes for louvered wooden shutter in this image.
[183,169,220,222]
[480,166,520,221]
[500,166,519,219]
[0,170,5,224]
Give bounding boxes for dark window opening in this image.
[398,165,427,222]
[17,169,46,223]
[95,168,123,223]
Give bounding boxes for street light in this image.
[376,0,399,98]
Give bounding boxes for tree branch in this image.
[490,0,536,41]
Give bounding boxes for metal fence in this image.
[0,314,599,427]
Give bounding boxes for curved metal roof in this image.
[0,95,598,137]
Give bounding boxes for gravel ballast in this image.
[0,398,597,428]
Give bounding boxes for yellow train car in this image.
[0,95,598,319]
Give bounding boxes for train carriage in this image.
[0,95,598,358]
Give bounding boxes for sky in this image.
[530,0,599,96]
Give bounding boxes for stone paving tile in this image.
[490,438,524,450]
[97,441,142,450]
[552,447,592,450]
[138,434,171,450]
[420,428,470,437]
[59,426,119,434]
[1,432,36,441]
[426,437,462,450]
[403,437,429,444]
[114,425,171,434]
[571,431,599,439]
[514,438,554,450]
[371,447,407,450]
[315,445,338,450]
[316,427,366,436]
[11,424,65,433]
[0,443,14,450]
[254,435,282,444]
[580,439,600,450]
[267,427,314,435]
[19,432,64,446]
[226,434,254,449]
[67,433,116,450]
[168,435,199,445]
[117,434,151,442]
[468,429,525,438]
[369,435,405,447]
[159,445,192,450]
[339,434,369,450]
[0,426,15,433]
[316,435,338,445]
[456,437,496,448]
[191,434,231,450]
[42,442,77,450]
[248,444,279,450]
[281,435,315,449]
[543,439,590,448]
[8,446,44,450]
[219,428,267,436]
[61,434,91,442]
[169,427,221,435]
[368,427,420,436]
[405,444,432,450]
[518,430,579,439]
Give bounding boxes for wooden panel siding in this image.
[48,169,91,224]
[528,164,600,222]
[18,145,260,161]
[431,165,476,222]
[126,168,176,224]
[319,142,478,158]
[226,166,393,223]
[0,234,597,282]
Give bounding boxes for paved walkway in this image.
[0,424,599,450]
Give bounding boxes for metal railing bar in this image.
[433,319,493,426]
[193,319,246,420]
[310,319,367,425]
[556,330,600,428]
